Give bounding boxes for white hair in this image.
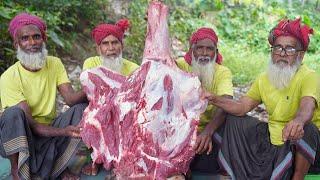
[191,52,216,90]
[267,57,302,89]
[101,52,123,73]
[17,43,48,71]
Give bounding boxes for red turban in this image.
[268,18,313,51]
[8,13,47,41]
[184,27,223,65]
[91,19,130,45]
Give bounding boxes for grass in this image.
[304,53,320,74]
[221,45,268,85]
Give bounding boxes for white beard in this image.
[267,58,302,90]
[191,53,216,90]
[101,52,123,73]
[17,43,48,71]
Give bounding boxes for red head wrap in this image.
[268,18,313,51]
[9,13,47,41]
[91,19,130,45]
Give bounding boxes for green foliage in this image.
[221,45,268,85]
[216,6,271,52]
[0,1,17,73]
[124,0,148,63]
[304,54,320,74]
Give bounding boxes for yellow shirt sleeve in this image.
[0,70,26,108]
[121,59,139,76]
[55,58,70,86]
[82,60,90,70]
[300,72,320,107]
[246,75,263,102]
[214,66,233,96]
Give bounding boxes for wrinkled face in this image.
[15,25,44,53]
[97,35,123,59]
[192,38,217,65]
[271,36,304,68]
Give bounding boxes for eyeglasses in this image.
[271,46,301,56]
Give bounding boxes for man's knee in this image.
[1,106,26,126]
[303,123,319,136]
[301,123,320,145]
[69,103,88,113]
[225,114,263,131]
[2,106,25,116]
[61,103,88,125]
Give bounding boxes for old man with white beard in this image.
[176,27,233,175]
[81,19,139,176]
[83,19,139,74]
[0,13,87,180]
[204,18,320,179]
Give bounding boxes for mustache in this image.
[25,45,42,51]
[197,56,211,61]
[276,59,288,64]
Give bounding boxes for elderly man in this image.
[81,19,139,176]
[175,27,233,175]
[83,19,138,74]
[0,13,87,180]
[205,18,319,179]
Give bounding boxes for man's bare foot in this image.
[81,161,100,176]
[61,168,79,180]
[9,154,19,180]
[11,170,19,180]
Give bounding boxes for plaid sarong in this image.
[218,115,320,180]
[0,103,87,179]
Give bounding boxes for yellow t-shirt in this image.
[0,56,70,125]
[83,56,139,76]
[176,57,233,131]
[246,64,320,145]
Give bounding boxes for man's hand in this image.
[193,131,213,155]
[282,119,305,142]
[200,90,215,103]
[63,125,81,138]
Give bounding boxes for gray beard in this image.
[17,43,48,71]
[101,53,123,73]
[267,58,302,90]
[191,53,216,90]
